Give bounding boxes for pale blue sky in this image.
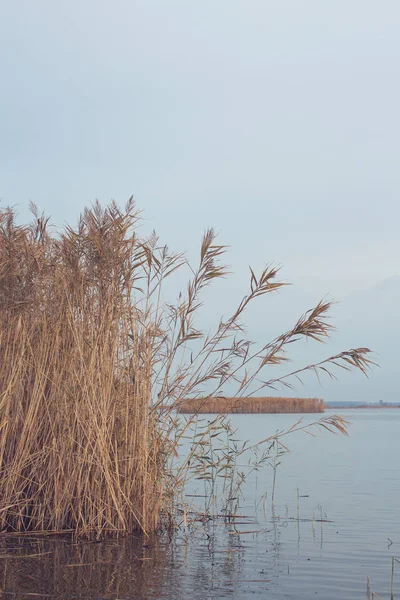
[1,1,399,401]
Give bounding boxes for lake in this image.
[0,409,398,599]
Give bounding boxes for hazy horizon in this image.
[1,0,399,403]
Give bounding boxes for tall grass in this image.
[0,199,374,537]
[177,396,324,414]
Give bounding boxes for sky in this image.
[1,0,399,402]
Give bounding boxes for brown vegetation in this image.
[178,396,324,414]
[0,200,374,537]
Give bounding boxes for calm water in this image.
[0,409,399,599]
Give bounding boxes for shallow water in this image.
[0,409,399,599]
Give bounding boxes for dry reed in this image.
[0,199,374,537]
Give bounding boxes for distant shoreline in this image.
[326,404,400,410]
[177,398,400,413]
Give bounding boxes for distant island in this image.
[177,396,324,414]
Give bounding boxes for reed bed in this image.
[177,396,324,414]
[0,199,374,537]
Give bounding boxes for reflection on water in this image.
[0,409,399,599]
[0,534,173,599]
[0,518,327,599]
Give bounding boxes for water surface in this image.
[0,409,398,599]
